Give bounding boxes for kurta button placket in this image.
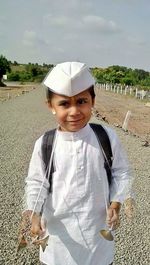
[75,140,86,197]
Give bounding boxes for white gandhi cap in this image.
[43,61,95,97]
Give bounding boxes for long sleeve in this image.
[104,126,134,204]
[23,136,50,213]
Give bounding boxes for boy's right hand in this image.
[19,210,46,243]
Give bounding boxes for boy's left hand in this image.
[106,202,121,230]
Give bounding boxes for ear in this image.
[46,100,56,114]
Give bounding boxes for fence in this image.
[95,83,150,100]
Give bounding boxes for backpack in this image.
[42,123,113,193]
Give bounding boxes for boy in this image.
[21,62,132,265]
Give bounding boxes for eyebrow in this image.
[57,97,89,104]
[76,97,89,102]
[58,99,69,104]
[77,97,88,100]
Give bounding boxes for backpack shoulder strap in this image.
[42,128,56,192]
[89,123,113,185]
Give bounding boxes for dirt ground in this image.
[0,84,150,140]
[94,87,150,140]
[0,84,36,101]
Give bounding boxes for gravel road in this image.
[0,86,149,265]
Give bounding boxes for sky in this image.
[0,0,150,71]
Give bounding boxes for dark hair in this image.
[46,88,54,102]
[46,85,95,102]
[88,85,95,100]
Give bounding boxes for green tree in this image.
[134,69,149,81]
[0,55,11,86]
[120,77,134,86]
[92,67,105,83]
[8,71,20,81]
[92,65,150,87]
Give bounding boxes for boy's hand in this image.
[31,212,46,238]
[106,202,121,230]
[19,210,46,244]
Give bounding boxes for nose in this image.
[69,105,80,116]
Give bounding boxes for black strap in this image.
[89,123,113,185]
[42,128,56,192]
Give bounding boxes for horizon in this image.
[7,60,150,73]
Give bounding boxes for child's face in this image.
[48,89,95,132]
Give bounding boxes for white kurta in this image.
[24,123,132,265]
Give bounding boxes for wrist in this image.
[22,210,41,216]
[22,210,33,217]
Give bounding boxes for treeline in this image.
[1,55,150,89]
[8,62,54,82]
[91,65,150,89]
[9,62,150,89]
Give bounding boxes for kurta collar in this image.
[56,123,91,141]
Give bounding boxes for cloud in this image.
[127,36,147,47]
[43,13,121,36]
[22,30,50,48]
[64,33,78,41]
[41,0,93,13]
[0,15,6,23]
[53,47,65,53]
[22,30,37,47]
[82,15,121,34]
[43,14,69,26]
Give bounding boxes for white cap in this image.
[43,61,95,97]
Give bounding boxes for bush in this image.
[8,71,20,81]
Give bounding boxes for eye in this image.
[58,101,69,107]
[77,98,88,105]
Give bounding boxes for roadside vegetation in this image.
[91,66,150,91]
[0,54,150,91]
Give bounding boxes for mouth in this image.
[68,119,82,123]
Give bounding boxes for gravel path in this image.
[0,87,149,265]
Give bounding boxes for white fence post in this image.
[141,90,146,100]
[120,86,123,94]
[122,111,132,131]
[124,86,127,95]
[135,88,138,98]
[117,86,119,93]
[98,83,148,101]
